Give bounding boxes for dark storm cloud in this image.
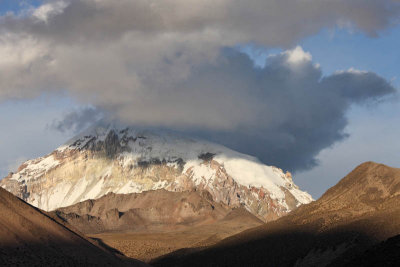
[0,0,398,171]
[173,49,396,171]
[52,47,396,171]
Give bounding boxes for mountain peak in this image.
[292,162,400,221]
[1,124,312,222]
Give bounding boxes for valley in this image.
[88,214,262,262]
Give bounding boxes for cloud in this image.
[51,47,396,171]
[50,106,102,133]
[175,48,396,171]
[2,0,399,45]
[0,0,398,171]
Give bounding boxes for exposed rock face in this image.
[0,125,312,222]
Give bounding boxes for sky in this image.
[0,0,399,198]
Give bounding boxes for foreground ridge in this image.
[152,162,400,267]
[0,187,145,266]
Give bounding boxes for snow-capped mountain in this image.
[0,124,313,222]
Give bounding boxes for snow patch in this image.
[12,155,60,181]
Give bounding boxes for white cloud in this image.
[32,1,68,22]
[284,46,312,64]
[334,67,368,75]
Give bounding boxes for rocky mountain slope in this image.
[153,162,400,267]
[53,189,262,234]
[0,124,312,222]
[53,189,263,261]
[0,187,145,266]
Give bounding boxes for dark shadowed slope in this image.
[343,234,400,267]
[0,187,146,266]
[153,162,400,267]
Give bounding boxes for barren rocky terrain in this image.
[152,162,400,266]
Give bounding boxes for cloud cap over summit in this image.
[0,0,398,171]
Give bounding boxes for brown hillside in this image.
[0,187,146,266]
[152,162,400,267]
[53,189,260,233]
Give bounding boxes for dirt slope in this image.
[0,187,145,266]
[152,162,400,267]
